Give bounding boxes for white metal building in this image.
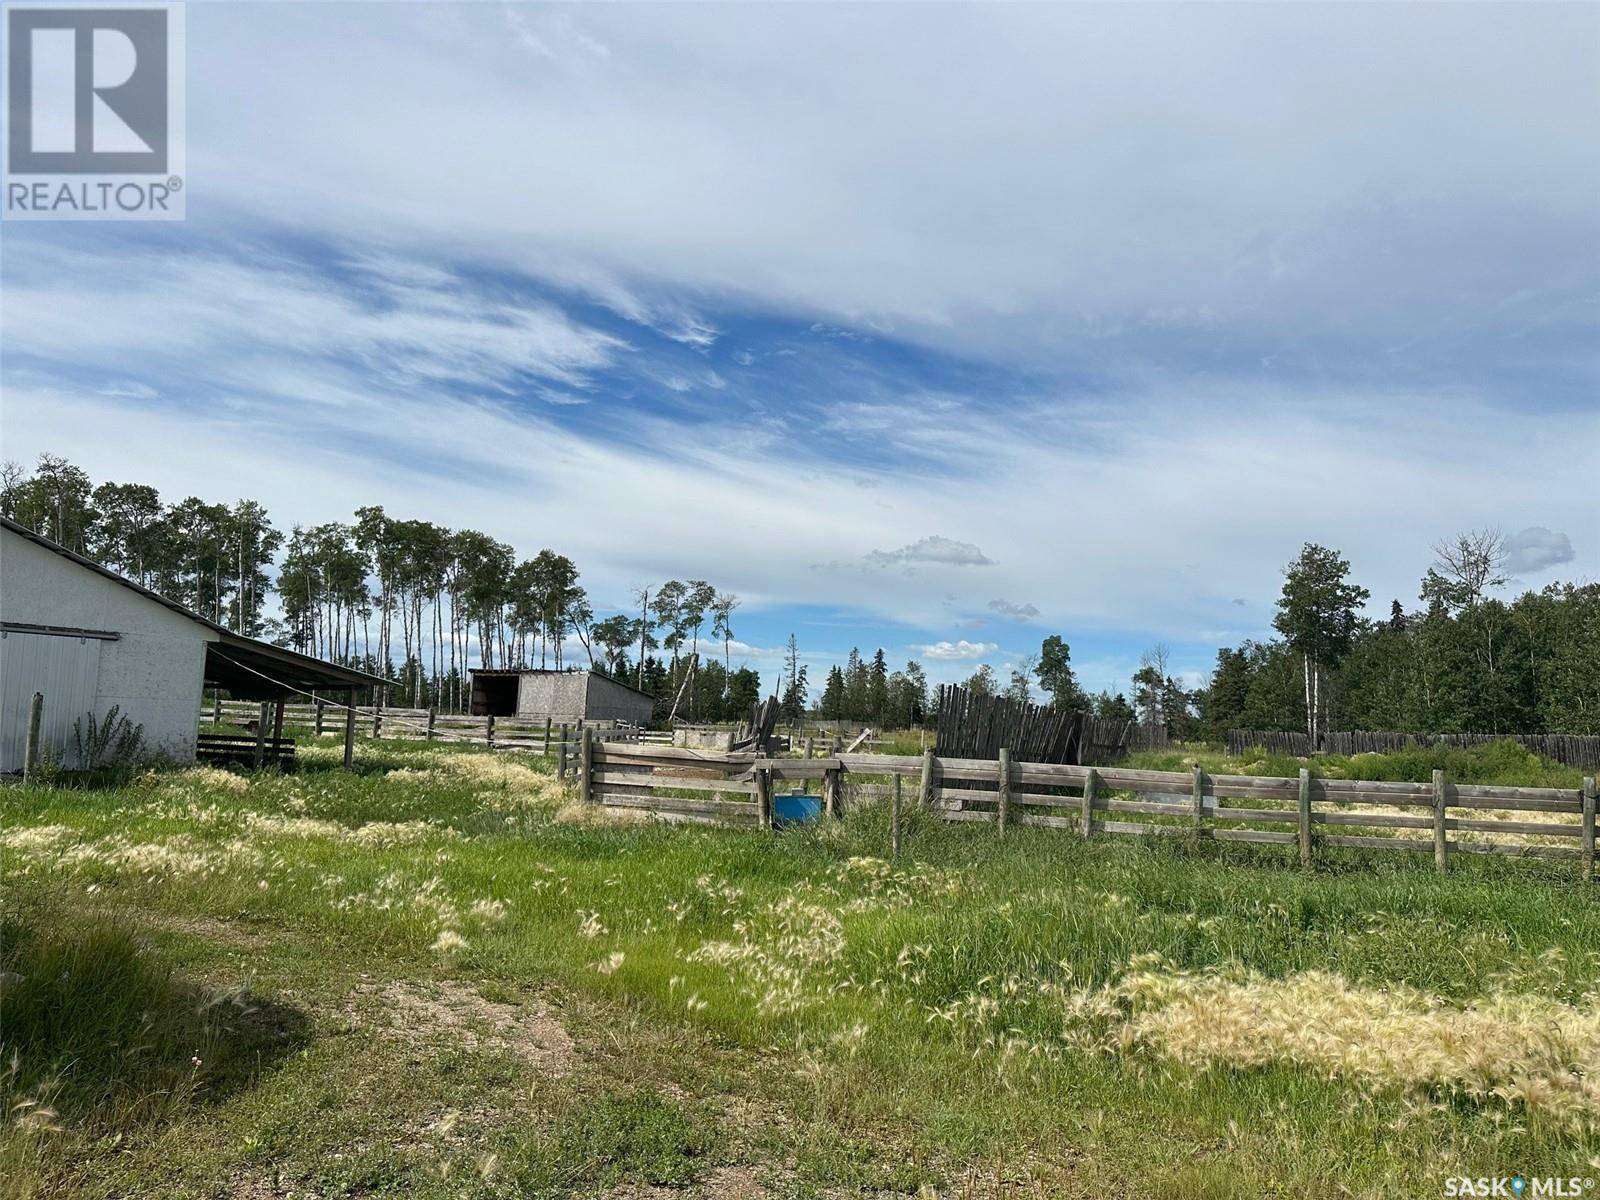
[1,517,386,771]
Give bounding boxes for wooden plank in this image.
[590,772,753,794]
[1321,834,1434,853]
[997,748,1011,836]
[1298,768,1312,868]
[891,773,903,857]
[1433,769,1448,873]
[595,792,756,818]
[1210,828,1298,847]
[1094,819,1186,838]
[1584,777,1596,882]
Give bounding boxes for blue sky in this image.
[4,3,1597,698]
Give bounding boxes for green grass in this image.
[2,737,1596,1198]
[1127,737,1587,788]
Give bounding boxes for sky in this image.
[3,2,1597,698]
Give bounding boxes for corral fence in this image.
[200,697,668,771]
[579,738,1598,880]
[1228,729,1600,771]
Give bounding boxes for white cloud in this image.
[916,640,999,662]
[1505,527,1576,574]
[987,598,1039,621]
[868,536,994,568]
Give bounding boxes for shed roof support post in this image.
[343,690,357,769]
[254,701,269,769]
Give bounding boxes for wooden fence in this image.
[1228,729,1600,770]
[200,698,665,756]
[580,741,1597,879]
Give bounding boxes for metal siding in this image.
[0,630,103,770]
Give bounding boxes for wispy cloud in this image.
[987,598,1039,621]
[915,640,999,662]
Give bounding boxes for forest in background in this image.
[3,453,1594,735]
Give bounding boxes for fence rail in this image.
[583,742,1597,879]
[199,698,647,760]
[1228,728,1600,770]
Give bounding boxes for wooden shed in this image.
[469,668,654,726]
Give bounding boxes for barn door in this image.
[0,630,104,771]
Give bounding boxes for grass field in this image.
[3,738,1598,1199]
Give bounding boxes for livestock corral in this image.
[2,731,1598,1200]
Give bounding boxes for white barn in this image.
[1,516,386,771]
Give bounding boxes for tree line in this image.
[8,455,1591,736]
[1204,535,1598,739]
[0,454,756,721]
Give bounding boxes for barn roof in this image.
[468,665,654,700]
[2,516,392,700]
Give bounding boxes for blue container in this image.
[773,792,821,825]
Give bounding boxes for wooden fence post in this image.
[372,703,382,739]
[315,698,325,736]
[1298,768,1312,869]
[254,701,270,769]
[343,691,357,768]
[1191,764,1205,833]
[22,692,44,783]
[487,712,496,751]
[212,693,222,725]
[271,699,286,767]
[997,747,1011,836]
[579,727,594,805]
[1582,776,1596,883]
[1432,768,1448,873]
[919,748,935,809]
[805,736,814,760]
[822,766,842,819]
[543,717,552,756]
[757,767,773,831]
[1081,768,1098,838]
[427,708,436,741]
[891,772,903,858]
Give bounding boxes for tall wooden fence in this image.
[580,742,1598,880]
[933,685,1153,765]
[1228,729,1600,770]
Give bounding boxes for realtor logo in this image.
[4,3,185,219]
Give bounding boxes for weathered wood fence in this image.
[1228,729,1600,770]
[201,698,668,754]
[580,741,1597,879]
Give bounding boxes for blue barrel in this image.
[773,792,821,825]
